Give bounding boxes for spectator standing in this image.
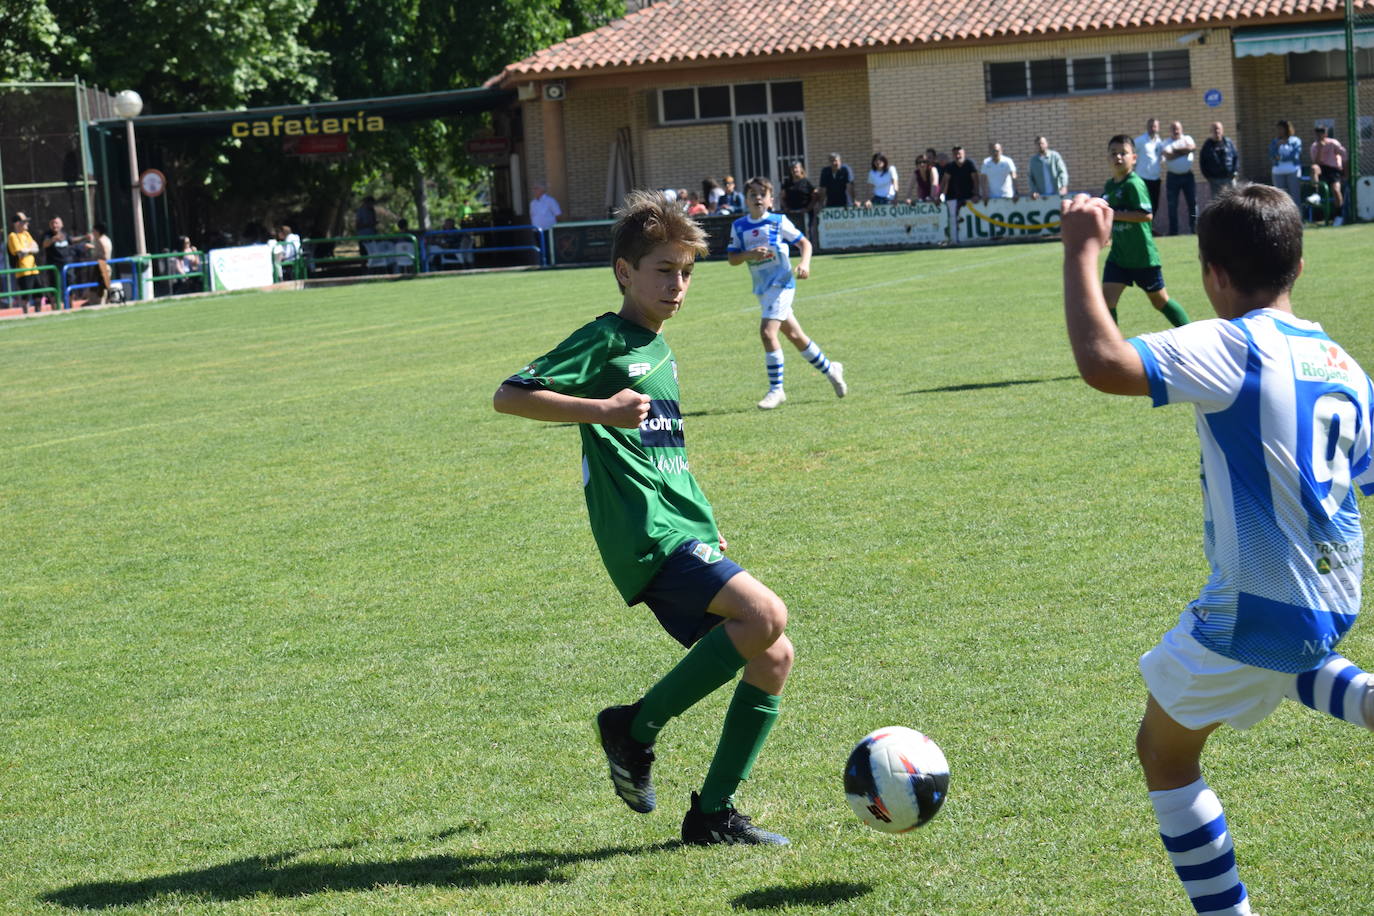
[780,160,818,242]
[1199,121,1239,200]
[867,153,899,205]
[1269,120,1303,210]
[716,176,745,214]
[41,216,86,305]
[89,223,113,304]
[907,152,941,203]
[1310,125,1348,225]
[1134,118,1166,216]
[819,154,853,208]
[1028,136,1068,199]
[529,182,562,265]
[981,142,1017,200]
[1162,121,1198,236]
[940,145,980,245]
[6,212,41,314]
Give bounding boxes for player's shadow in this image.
[39,831,677,910]
[906,374,1077,395]
[731,880,872,910]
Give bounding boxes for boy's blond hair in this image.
[610,190,708,292]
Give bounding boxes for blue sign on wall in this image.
[1204,89,1223,107]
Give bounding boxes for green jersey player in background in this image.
[493,190,794,846]
[1101,134,1191,329]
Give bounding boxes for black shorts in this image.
[635,539,744,648]
[1103,260,1165,293]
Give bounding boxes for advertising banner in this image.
[209,244,276,291]
[817,203,945,250]
[955,197,1063,243]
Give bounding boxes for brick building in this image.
[486,1,1374,222]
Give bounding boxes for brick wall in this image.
[867,29,1237,198]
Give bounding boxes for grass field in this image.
[3,226,1372,915]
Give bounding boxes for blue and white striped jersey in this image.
[1130,309,1374,673]
[728,213,802,297]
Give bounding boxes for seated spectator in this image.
[274,224,301,279]
[702,177,724,211]
[1302,164,1335,225]
[684,190,709,216]
[168,235,201,294]
[716,175,745,214]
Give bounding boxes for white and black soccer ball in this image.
[844,726,949,833]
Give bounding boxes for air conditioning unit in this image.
[543,81,566,102]
[517,83,537,101]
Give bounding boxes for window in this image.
[1288,48,1374,82]
[658,81,804,124]
[1072,57,1108,92]
[987,50,1190,101]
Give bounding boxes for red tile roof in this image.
[491,0,1371,84]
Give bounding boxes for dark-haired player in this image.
[1101,134,1190,328]
[1062,183,1373,915]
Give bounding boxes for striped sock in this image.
[1287,654,1374,729]
[765,349,784,391]
[1150,779,1251,915]
[800,340,831,374]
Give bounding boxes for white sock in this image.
[1149,778,1251,915]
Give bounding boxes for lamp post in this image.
[112,89,150,299]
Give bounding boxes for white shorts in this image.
[759,286,795,322]
[1139,613,1294,731]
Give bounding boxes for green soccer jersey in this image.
[507,312,720,603]
[1103,172,1159,269]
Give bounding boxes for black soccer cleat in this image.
[681,791,790,846]
[596,702,656,813]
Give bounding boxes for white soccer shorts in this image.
[759,286,795,322]
[1140,613,1294,731]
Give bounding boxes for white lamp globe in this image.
[112,90,144,119]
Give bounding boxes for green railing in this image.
[293,233,420,279]
[1,264,61,312]
[141,251,208,295]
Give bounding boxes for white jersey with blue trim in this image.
[728,212,802,298]
[1128,308,1374,673]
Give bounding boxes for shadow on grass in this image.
[731,880,872,910]
[907,374,1077,395]
[40,830,678,910]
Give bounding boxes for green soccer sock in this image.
[631,625,745,744]
[697,681,782,813]
[1159,298,1190,327]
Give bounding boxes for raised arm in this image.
[1060,196,1149,397]
[493,383,650,428]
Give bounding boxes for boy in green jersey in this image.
[1101,135,1190,328]
[493,191,793,846]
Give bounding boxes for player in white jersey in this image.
[1061,183,1373,916]
[727,176,847,410]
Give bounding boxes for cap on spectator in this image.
[12,211,29,222]
[1314,125,1328,134]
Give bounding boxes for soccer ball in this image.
[844,726,949,833]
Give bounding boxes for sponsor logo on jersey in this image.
[639,399,685,449]
[1293,339,1353,385]
[628,362,652,378]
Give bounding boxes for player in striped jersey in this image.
[1061,184,1373,916]
[727,176,847,410]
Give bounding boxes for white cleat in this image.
[827,361,847,398]
[757,388,786,410]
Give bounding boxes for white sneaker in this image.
[757,388,786,410]
[827,362,847,398]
